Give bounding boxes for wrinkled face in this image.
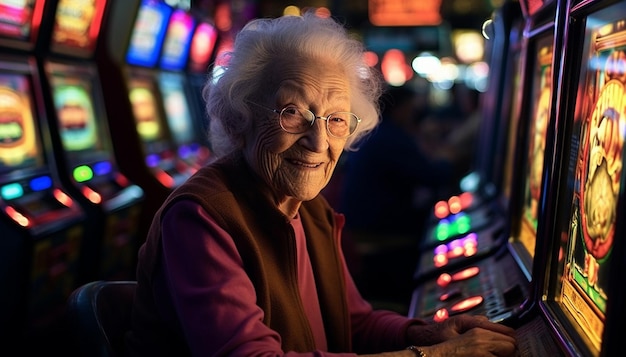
[243,58,350,202]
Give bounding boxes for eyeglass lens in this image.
[280,107,357,137]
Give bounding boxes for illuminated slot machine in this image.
[157,7,213,171]
[0,0,87,345]
[97,0,191,239]
[38,0,145,283]
[413,2,526,283]
[123,0,192,185]
[419,2,530,252]
[511,0,626,354]
[410,0,560,324]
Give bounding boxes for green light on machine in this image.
[455,215,472,234]
[73,165,94,182]
[436,221,450,241]
[435,214,473,241]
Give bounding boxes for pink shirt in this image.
[156,200,422,356]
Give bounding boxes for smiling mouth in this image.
[288,159,323,168]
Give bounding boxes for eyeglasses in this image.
[249,102,361,138]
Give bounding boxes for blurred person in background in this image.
[338,84,475,310]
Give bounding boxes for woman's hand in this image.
[405,315,517,357]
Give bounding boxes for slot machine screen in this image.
[0,72,44,174]
[517,35,554,257]
[49,73,103,156]
[543,3,626,354]
[128,77,166,145]
[0,0,41,44]
[158,71,194,146]
[159,8,194,71]
[50,0,107,57]
[188,21,217,74]
[125,0,172,68]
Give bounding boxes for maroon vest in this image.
[128,154,351,355]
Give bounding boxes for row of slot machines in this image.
[0,0,223,347]
[408,0,626,355]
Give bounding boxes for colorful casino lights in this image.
[434,212,472,241]
[433,191,474,219]
[433,233,478,268]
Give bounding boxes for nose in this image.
[300,117,329,152]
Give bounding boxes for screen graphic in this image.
[126,0,172,67]
[159,9,194,71]
[51,0,107,56]
[549,4,626,353]
[128,78,163,143]
[519,36,554,256]
[0,73,42,173]
[51,80,99,152]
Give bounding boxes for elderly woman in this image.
[126,12,517,357]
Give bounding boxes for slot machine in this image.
[37,0,145,284]
[412,0,524,283]
[0,0,87,345]
[409,0,561,324]
[156,7,213,171]
[512,0,626,354]
[418,0,531,256]
[96,0,192,239]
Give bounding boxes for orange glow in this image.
[81,186,102,204]
[5,205,30,227]
[381,49,412,86]
[436,272,452,287]
[364,51,379,67]
[315,7,331,18]
[433,308,449,322]
[451,266,480,281]
[459,191,473,209]
[450,295,483,312]
[447,244,465,258]
[369,0,442,26]
[53,188,74,207]
[434,200,449,218]
[463,241,478,257]
[215,2,232,32]
[448,195,462,214]
[433,253,448,268]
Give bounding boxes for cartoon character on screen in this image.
[579,49,625,291]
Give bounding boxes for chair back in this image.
[66,280,137,357]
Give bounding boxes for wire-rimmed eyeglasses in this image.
[248,101,361,138]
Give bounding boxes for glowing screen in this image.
[159,9,195,71]
[0,73,42,173]
[50,78,99,152]
[188,22,218,73]
[548,3,626,353]
[158,72,194,145]
[126,0,172,67]
[518,36,554,256]
[128,77,163,143]
[51,0,106,55]
[0,0,37,41]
